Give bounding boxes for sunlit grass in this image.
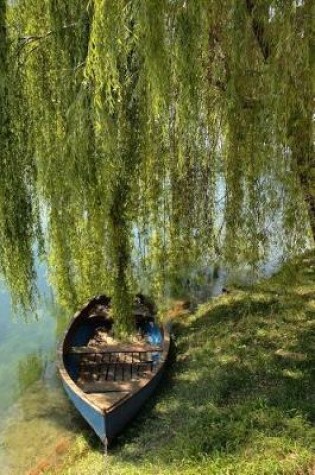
[49,250,315,475]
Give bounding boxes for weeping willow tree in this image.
[1,0,314,335]
[0,0,37,308]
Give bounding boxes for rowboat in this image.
[57,295,170,444]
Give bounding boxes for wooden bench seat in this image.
[85,391,130,411]
[68,344,163,354]
[78,377,151,394]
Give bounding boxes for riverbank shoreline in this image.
[47,250,315,475]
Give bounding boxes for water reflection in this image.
[0,261,82,474]
[0,381,78,475]
[17,353,49,397]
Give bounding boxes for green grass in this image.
[50,251,315,475]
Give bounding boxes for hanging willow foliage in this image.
[1,0,314,334]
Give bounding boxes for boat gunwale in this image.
[56,296,170,416]
[56,299,105,415]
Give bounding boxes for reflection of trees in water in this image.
[17,354,44,394]
[0,2,313,332]
[53,306,72,342]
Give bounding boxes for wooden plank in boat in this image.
[79,361,153,383]
[85,391,130,411]
[79,378,151,394]
[68,345,162,354]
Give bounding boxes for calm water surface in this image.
[0,260,83,475]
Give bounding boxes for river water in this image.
[0,259,84,474]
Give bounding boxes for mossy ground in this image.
[49,251,315,475]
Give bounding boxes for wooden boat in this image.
[57,295,170,444]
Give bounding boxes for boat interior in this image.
[62,295,164,412]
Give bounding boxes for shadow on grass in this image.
[111,288,314,466]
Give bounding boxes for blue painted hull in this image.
[62,380,106,441]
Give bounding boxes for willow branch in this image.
[18,22,79,46]
[245,0,271,60]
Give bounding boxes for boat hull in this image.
[57,295,170,443]
[62,356,166,441]
[105,365,165,439]
[62,379,106,441]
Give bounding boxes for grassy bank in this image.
[50,251,315,475]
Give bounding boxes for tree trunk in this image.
[245,0,315,242]
[300,175,315,241]
[290,112,315,242]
